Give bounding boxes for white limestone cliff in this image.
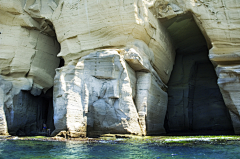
[52,48,167,137]
[0,0,60,135]
[50,0,173,137]
[0,0,240,136]
[51,0,175,84]
[151,0,240,134]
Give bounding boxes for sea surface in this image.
[0,140,240,159]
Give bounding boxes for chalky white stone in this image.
[0,0,240,136]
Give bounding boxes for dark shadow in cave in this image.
[4,88,55,136]
[59,57,65,67]
[160,13,234,135]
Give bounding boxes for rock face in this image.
[167,50,233,134]
[152,0,240,134]
[52,48,167,137]
[161,13,234,134]
[51,0,175,84]
[0,0,240,137]
[216,66,240,134]
[0,77,11,135]
[0,0,60,135]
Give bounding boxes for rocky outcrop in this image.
[49,0,173,137]
[216,66,240,134]
[0,1,60,91]
[159,12,234,134]
[0,77,11,135]
[51,0,175,84]
[52,47,167,137]
[0,0,240,136]
[152,0,240,134]
[0,0,60,135]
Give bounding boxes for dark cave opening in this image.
[59,57,65,67]
[161,13,234,135]
[5,89,55,136]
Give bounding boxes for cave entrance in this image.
[3,27,63,136]
[5,89,55,136]
[161,13,234,135]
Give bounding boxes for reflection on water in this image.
[0,140,240,158]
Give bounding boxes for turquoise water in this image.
[0,140,240,159]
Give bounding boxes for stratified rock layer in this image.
[52,0,175,84]
[216,66,240,134]
[136,72,167,135]
[0,0,240,136]
[0,0,60,91]
[0,0,60,135]
[153,0,240,134]
[53,49,167,137]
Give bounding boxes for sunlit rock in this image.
[136,72,168,135]
[52,0,175,84]
[53,49,167,137]
[216,65,240,134]
[0,0,60,91]
[1,0,240,137]
[0,0,60,135]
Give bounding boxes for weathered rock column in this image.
[216,66,240,134]
[52,48,169,137]
[52,51,142,137]
[51,0,175,136]
[136,72,168,135]
[0,78,11,135]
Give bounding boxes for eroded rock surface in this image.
[53,49,167,137]
[49,0,172,137]
[1,0,240,136]
[216,66,240,134]
[51,0,175,84]
[0,0,60,135]
[153,0,240,134]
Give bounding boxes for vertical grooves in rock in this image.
[187,62,197,131]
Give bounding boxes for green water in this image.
[1,140,240,159]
